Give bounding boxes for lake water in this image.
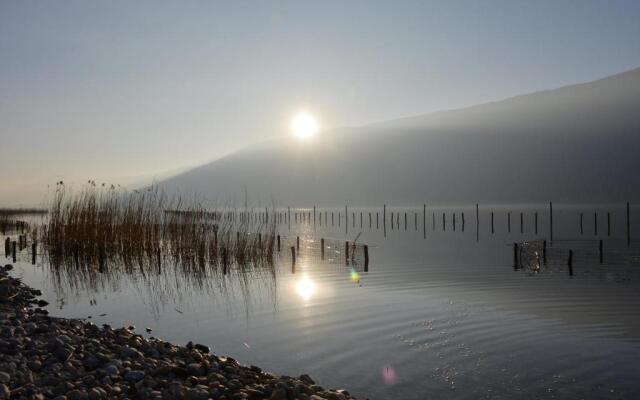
[7,204,640,399]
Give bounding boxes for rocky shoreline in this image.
[0,265,358,400]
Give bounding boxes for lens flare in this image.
[382,366,398,385]
[350,269,360,283]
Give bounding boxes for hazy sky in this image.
[1,0,640,205]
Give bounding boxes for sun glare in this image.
[291,112,319,139]
[295,274,316,301]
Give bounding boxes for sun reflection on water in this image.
[295,274,316,301]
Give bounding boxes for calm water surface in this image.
[8,204,640,399]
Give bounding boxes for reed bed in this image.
[40,182,279,277]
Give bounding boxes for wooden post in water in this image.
[461,212,465,232]
[12,241,16,263]
[542,240,547,265]
[345,206,348,234]
[414,212,417,231]
[594,212,598,236]
[277,235,281,252]
[314,206,316,226]
[404,212,407,231]
[369,212,372,229]
[599,239,603,264]
[423,204,426,239]
[475,204,480,242]
[520,212,523,234]
[291,247,296,272]
[222,247,228,275]
[377,212,379,229]
[332,212,335,226]
[627,202,631,247]
[567,250,573,276]
[360,212,363,228]
[383,205,387,237]
[535,212,538,235]
[296,236,300,251]
[432,212,436,231]
[156,248,161,274]
[4,238,9,258]
[453,213,456,231]
[442,213,445,231]
[364,245,369,272]
[31,241,36,265]
[513,243,518,269]
[345,241,350,265]
[507,212,511,233]
[321,238,325,260]
[580,213,584,235]
[550,202,554,243]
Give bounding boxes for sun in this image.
[290,112,319,139]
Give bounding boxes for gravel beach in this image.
[0,264,358,400]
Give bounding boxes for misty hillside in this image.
[161,67,640,206]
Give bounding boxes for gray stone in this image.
[124,370,145,382]
[120,346,143,359]
[270,388,286,400]
[299,374,315,385]
[104,364,119,375]
[185,387,210,400]
[0,372,9,384]
[66,389,88,400]
[186,363,204,376]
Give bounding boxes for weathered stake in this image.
[364,245,369,272]
[550,202,554,243]
[345,241,350,265]
[627,202,631,247]
[568,249,573,276]
[599,239,603,264]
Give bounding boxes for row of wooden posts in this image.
[3,232,370,274]
[4,235,37,265]
[212,202,633,246]
[279,234,370,272]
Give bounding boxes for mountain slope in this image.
[161,67,640,205]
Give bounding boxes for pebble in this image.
[124,370,145,382]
